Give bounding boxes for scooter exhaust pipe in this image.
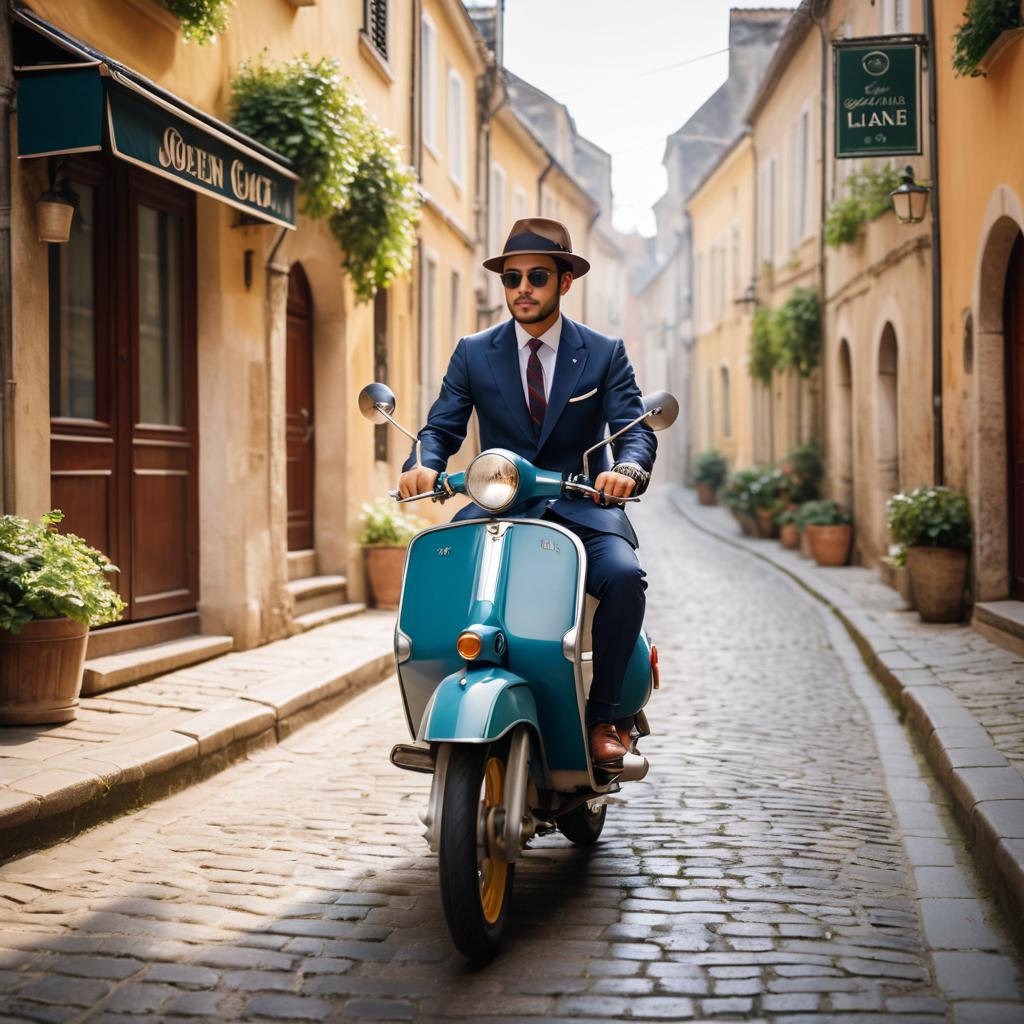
[617,752,649,782]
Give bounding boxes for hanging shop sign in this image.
[833,39,923,159]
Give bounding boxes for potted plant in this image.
[750,468,785,539]
[0,511,125,725]
[778,507,800,550]
[723,468,763,537]
[886,486,972,622]
[694,450,728,506]
[798,499,853,567]
[358,498,424,610]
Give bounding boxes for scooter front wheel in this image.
[438,744,514,963]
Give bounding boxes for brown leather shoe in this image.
[589,722,627,766]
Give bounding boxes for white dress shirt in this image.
[514,316,561,408]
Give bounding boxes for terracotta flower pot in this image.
[905,546,969,623]
[780,522,800,549]
[806,524,852,567]
[365,545,408,610]
[755,507,776,539]
[696,481,718,506]
[0,618,89,725]
[736,511,760,537]
[799,527,813,559]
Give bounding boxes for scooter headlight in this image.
[465,451,520,512]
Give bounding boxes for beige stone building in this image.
[688,133,757,471]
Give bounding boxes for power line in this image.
[552,46,730,99]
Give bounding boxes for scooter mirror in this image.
[358,382,397,424]
[642,391,679,431]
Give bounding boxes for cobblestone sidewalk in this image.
[671,485,1024,948]
[0,612,395,858]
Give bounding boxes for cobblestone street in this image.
[0,494,1021,1023]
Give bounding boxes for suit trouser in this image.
[544,512,647,724]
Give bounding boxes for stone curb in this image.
[0,648,394,862]
[669,486,1024,947]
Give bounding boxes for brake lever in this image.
[562,481,641,505]
[388,488,446,504]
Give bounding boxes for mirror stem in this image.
[582,407,659,481]
[375,404,422,467]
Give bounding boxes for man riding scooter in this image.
[398,217,656,769]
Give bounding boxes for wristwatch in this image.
[611,462,650,495]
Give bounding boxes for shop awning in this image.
[12,9,297,230]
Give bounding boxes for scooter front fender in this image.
[423,667,539,744]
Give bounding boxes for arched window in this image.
[877,324,900,497]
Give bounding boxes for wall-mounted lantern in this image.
[890,165,930,225]
[36,179,78,244]
[733,280,759,313]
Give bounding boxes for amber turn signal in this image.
[651,644,660,689]
[456,630,483,660]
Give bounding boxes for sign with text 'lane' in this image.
[834,40,922,159]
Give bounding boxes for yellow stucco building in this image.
[688,133,756,471]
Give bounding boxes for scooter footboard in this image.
[423,667,540,745]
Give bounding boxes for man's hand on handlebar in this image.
[398,466,439,499]
[593,471,637,505]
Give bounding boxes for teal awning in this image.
[14,12,297,229]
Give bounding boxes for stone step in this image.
[292,602,368,633]
[973,600,1024,658]
[87,611,201,660]
[82,635,234,695]
[287,548,317,582]
[287,574,348,616]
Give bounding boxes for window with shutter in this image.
[365,0,388,61]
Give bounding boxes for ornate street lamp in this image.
[734,280,759,313]
[889,165,930,225]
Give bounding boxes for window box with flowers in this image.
[952,0,1024,76]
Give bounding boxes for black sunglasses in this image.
[500,268,557,289]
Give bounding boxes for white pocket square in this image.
[568,388,598,403]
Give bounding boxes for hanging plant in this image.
[160,0,233,44]
[230,55,420,300]
[748,306,779,385]
[952,0,1022,77]
[330,130,421,302]
[824,164,903,248]
[775,287,821,378]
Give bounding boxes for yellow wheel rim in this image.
[479,755,508,924]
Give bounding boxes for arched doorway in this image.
[1005,232,1024,596]
[876,324,900,499]
[286,264,315,552]
[837,339,854,510]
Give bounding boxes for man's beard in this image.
[508,290,560,324]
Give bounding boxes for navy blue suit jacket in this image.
[402,317,656,547]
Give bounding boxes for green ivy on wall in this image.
[748,307,778,386]
[824,164,903,248]
[952,0,1022,77]
[747,287,822,384]
[230,55,421,301]
[160,0,233,45]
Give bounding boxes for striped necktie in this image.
[526,338,547,432]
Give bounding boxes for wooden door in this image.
[1006,233,1024,598]
[50,156,198,622]
[286,264,315,551]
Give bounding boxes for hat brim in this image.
[483,249,590,278]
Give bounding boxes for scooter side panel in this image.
[397,523,489,737]
[618,631,654,717]
[500,523,590,773]
[423,669,539,742]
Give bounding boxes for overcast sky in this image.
[503,0,802,237]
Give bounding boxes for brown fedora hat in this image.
[483,217,591,278]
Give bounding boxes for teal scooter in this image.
[358,382,677,963]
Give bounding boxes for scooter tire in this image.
[438,744,514,963]
[556,800,607,846]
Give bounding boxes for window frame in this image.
[446,67,466,189]
[421,13,439,157]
